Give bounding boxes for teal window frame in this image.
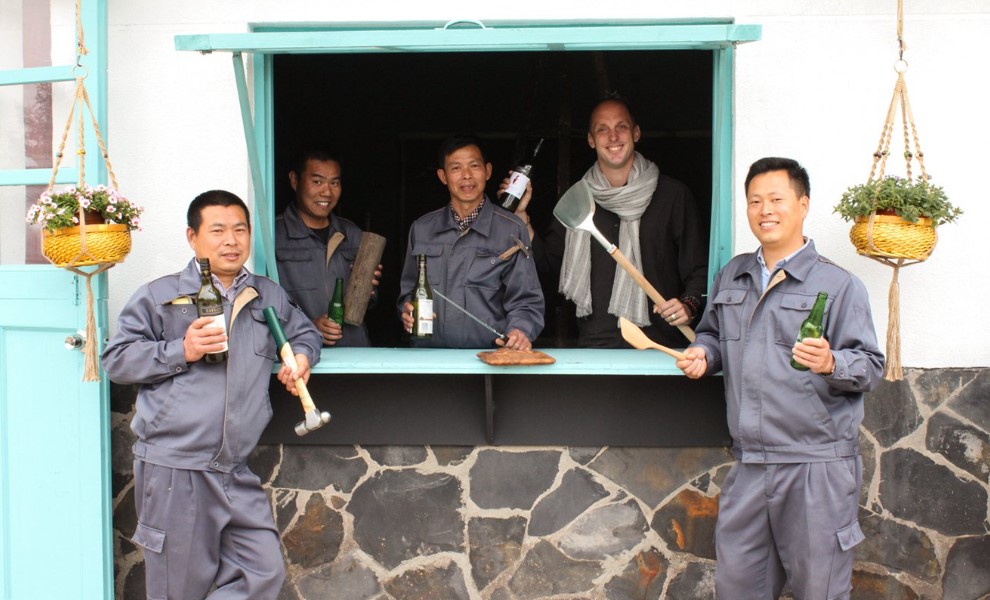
[175,20,761,286]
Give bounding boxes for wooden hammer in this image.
[262,306,330,436]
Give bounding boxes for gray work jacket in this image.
[397,199,545,348]
[274,203,371,347]
[692,240,884,463]
[102,259,321,472]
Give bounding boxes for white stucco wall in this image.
[96,0,987,367]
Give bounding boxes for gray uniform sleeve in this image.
[279,295,323,367]
[690,269,724,376]
[102,287,189,385]
[822,275,884,392]
[500,225,545,340]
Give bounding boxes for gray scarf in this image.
[559,152,659,326]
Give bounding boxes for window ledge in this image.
[306,347,689,376]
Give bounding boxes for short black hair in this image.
[187,190,251,232]
[291,149,341,178]
[437,134,487,169]
[744,157,811,198]
[588,92,639,132]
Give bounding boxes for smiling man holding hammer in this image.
[102,190,321,600]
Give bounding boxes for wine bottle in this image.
[329,277,345,325]
[498,137,544,212]
[412,255,433,338]
[790,292,828,371]
[196,258,228,363]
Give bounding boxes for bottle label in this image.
[504,171,530,199]
[415,298,433,335]
[200,307,229,353]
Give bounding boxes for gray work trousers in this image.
[131,461,285,600]
[715,459,865,600]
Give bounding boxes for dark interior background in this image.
[273,50,712,347]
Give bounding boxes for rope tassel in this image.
[884,265,902,381]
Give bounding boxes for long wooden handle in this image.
[610,247,696,343]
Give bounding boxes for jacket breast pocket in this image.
[250,307,278,360]
[711,289,745,341]
[339,247,358,267]
[411,243,444,286]
[275,248,319,292]
[160,302,197,342]
[466,249,506,291]
[773,293,830,348]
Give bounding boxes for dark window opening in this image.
[273,50,713,347]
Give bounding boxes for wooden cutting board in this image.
[477,348,556,366]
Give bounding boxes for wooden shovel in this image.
[553,181,696,343]
[619,316,687,361]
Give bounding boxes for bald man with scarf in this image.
[517,96,708,348]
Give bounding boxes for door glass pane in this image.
[1,0,80,264]
[0,185,42,265]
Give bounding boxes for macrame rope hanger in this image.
[863,0,932,381]
[45,0,122,381]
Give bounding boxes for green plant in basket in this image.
[26,184,143,233]
[833,175,962,226]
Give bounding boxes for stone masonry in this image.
[111,368,990,599]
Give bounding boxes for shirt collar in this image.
[450,197,486,232]
[756,238,810,291]
[213,267,251,302]
[284,202,338,239]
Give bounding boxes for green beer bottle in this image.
[329,277,345,325]
[791,291,828,371]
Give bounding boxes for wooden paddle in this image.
[619,316,688,361]
[553,181,696,343]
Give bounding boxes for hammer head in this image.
[294,409,332,436]
[510,234,531,258]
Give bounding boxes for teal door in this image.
[0,267,113,599]
[0,1,113,598]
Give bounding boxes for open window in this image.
[176,20,759,347]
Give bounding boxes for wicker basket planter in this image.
[849,213,937,261]
[42,223,132,267]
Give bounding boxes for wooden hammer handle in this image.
[610,247,697,343]
[278,344,316,413]
[263,306,317,413]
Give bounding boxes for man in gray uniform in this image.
[398,134,544,349]
[677,157,884,599]
[103,190,322,600]
[275,150,380,347]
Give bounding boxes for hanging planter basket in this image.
[22,6,142,382]
[42,223,132,267]
[850,213,936,260]
[831,0,963,382]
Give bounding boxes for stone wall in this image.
[110,368,990,599]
